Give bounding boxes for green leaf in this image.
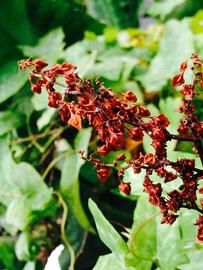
[85,0,141,28]
[60,128,93,231]
[0,61,27,103]
[128,195,158,260]
[156,216,187,270]
[128,195,188,269]
[88,199,129,261]
[177,262,203,270]
[0,0,36,44]
[0,111,25,136]
[147,0,185,21]
[0,141,52,230]
[191,10,203,34]
[140,19,194,92]
[0,237,17,270]
[15,232,30,261]
[19,28,65,64]
[93,253,135,270]
[23,262,35,270]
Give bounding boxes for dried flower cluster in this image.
[19,53,203,241]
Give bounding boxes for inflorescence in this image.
[19,53,203,241]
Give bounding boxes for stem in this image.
[53,191,75,270]
[164,129,194,142]
[42,151,69,180]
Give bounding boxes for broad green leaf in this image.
[0,61,27,103]
[0,141,52,230]
[0,110,25,136]
[156,216,187,270]
[19,28,65,64]
[88,199,129,261]
[128,195,158,260]
[60,128,93,231]
[140,19,194,92]
[93,253,135,270]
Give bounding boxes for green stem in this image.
[53,191,75,270]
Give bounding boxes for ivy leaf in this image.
[140,19,194,92]
[19,28,65,64]
[156,216,187,270]
[88,199,129,261]
[0,141,52,230]
[60,128,94,231]
[0,61,27,103]
[128,194,158,261]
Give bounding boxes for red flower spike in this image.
[118,182,131,195]
[20,55,203,242]
[172,73,184,88]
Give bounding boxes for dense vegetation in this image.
[1,1,203,270]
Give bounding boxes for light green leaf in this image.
[88,199,129,261]
[129,194,158,260]
[23,262,35,270]
[93,253,135,270]
[0,141,52,230]
[156,216,187,270]
[0,110,25,135]
[177,262,203,270]
[60,128,93,231]
[191,10,203,34]
[15,232,30,261]
[19,28,65,64]
[140,19,194,92]
[0,61,27,103]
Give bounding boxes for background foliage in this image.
[1,0,203,269]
